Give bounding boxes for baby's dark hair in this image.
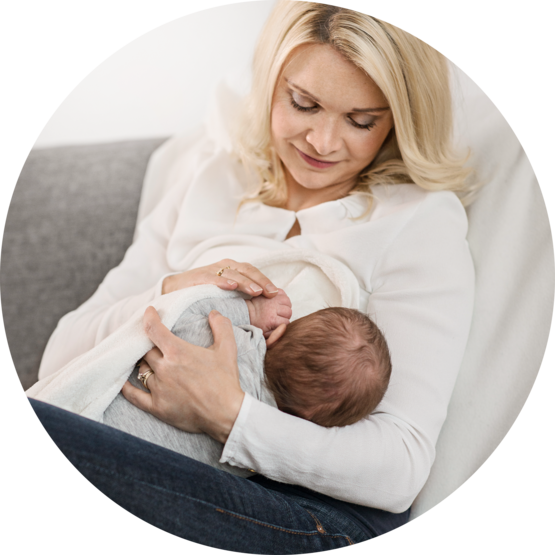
[264,307,391,427]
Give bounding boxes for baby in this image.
[103,290,391,476]
[259,293,392,427]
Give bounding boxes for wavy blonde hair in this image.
[236,0,476,208]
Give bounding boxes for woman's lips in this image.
[295,147,340,169]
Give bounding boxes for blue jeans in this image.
[30,399,410,553]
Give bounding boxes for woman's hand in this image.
[162,259,279,298]
[121,306,245,444]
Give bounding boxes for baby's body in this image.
[104,295,273,477]
[103,291,391,476]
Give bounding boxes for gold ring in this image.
[216,265,230,277]
[138,369,155,390]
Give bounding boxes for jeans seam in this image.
[215,508,320,537]
[304,509,325,532]
[216,508,354,544]
[305,509,354,546]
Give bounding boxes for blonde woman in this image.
[32,1,475,551]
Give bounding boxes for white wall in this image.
[35,1,274,147]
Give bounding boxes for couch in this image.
[1,138,165,391]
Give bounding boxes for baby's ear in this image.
[265,323,287,349]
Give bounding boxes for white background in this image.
[33,1,275,147]
[31,0,508,152]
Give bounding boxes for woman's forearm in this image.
[206,390,246,444]
[222,396,433,512]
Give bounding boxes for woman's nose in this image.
[305,117,342,156]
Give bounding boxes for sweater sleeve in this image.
[220,191,475,512]
[38,182,187,380]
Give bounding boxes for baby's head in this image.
[264,307,391,427]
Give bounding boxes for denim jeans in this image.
[30,399,410,553]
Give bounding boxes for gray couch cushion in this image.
[1,138,166,390]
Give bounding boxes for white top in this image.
[39,121,474,513]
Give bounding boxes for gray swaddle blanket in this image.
[103,296,276,476]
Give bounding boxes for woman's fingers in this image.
[142,346,163,368]
[138,358,156,380]
[143,306,182,356]
[121,380,155,412]
[144,304,222,366]
[217,260,278,297]
[219,268,267,296]
[162,259,278,298]
[208,310,238,359]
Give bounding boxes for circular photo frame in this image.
[2,1,553,553]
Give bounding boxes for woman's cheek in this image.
[272,103,303,143]
[352,132,386,166]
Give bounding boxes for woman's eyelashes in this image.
[290,91,317,112]
[349,117,377,130]
[289,91,377,130]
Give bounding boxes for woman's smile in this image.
[294,146,340,169]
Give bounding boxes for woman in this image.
[33,1,475,551]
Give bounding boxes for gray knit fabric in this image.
[103,296,275,476]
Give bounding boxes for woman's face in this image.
[271,44,394,201]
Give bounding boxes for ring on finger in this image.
[216,265,231,277]
[138,369,155,390]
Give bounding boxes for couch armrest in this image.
[1,138,166,390]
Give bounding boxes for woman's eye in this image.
[290,92,317,112]
[349,117,377,131]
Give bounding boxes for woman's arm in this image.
[220,191,474,512]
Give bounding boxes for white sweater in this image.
[39,129,474,513]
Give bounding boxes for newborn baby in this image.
[103,290,391,476]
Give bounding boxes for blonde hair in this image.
[236,0,476,208]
